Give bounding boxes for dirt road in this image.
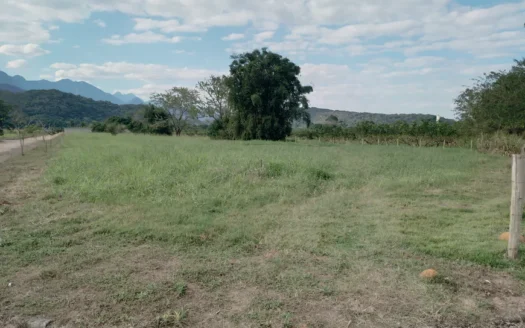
[0,133,63,163]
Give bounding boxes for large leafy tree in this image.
[196,75,230,120]
[151,87,202,136]
[455,59,525,134]
[0,99,11,135]
[227,48,312,140]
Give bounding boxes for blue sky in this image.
[1,0,524,118]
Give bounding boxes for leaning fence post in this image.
[508,149,525,259]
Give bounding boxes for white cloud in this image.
[47,38,63,44]
[394,56,444,68]
[0,43,49,57]
[173,50,196,55]
[318,20,417,45]
[133,18,206,33]
[51,63,78,70]
[254,31,275,43]
[93,19,106,28]
[0,21,50,44]
[49,25,59,31]
[48,61,224,83]
[222,33,245,41]
[72,45,81,49]
[6,59,27,69]
[102,32,182,45]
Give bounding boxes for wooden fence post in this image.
[443,140,445,149]
[470,139,473,150]
[397,138,399,147]
[508,151,525,259]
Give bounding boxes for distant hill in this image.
[0,83,24,93]
[307,107,454,126]
[0,71,143,105]
[114,92,144,105]
[0,89,142,127]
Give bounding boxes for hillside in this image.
[0,83,24,93]
[114,92,144,105]
[0,71,143,105]
[0,89,142,126]
[307,107,454,125]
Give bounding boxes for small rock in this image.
[420,269,438,279]
[27,317,53,328]
[8,282,12,287]
[484,280,491,284]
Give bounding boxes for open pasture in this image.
[1,133,524,327]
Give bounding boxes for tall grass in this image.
[2,132,523,327]
[42,133,516,267]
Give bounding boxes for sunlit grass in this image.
[1,132,522,327]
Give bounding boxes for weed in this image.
[172,281,187,297]
[156,308,187,327]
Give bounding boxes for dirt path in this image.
[0,133,63,163]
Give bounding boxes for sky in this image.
[1,0,524,118]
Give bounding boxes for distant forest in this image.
[0,89,450,128]
[0,89,141,127]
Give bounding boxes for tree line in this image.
[3,49,525,144]
[92,52,525,143]
[294,119,459,140]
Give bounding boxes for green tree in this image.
[227,48,313,140]
[0,99,11,136]
[91,122,106,132]
[455,59,525,134]
[196,75,230,120]
[143,104,172,135]
[151,87,202,136]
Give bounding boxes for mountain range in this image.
[0,71,143,105]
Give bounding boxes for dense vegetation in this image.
[306,107,454,126]
[0,89,141,127]
[455,59,525,134]
[294,119,458,140]
[222,49,312,140]
[0,99,10,135]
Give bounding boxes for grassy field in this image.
[1,133,525,327]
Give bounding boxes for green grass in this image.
[1,133,523,327]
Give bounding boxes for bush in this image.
[105,123,126,136]
[91,122,106,133]
[207,118,234,139]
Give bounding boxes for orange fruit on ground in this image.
[498,232,525,242]
[420,269,438,279]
